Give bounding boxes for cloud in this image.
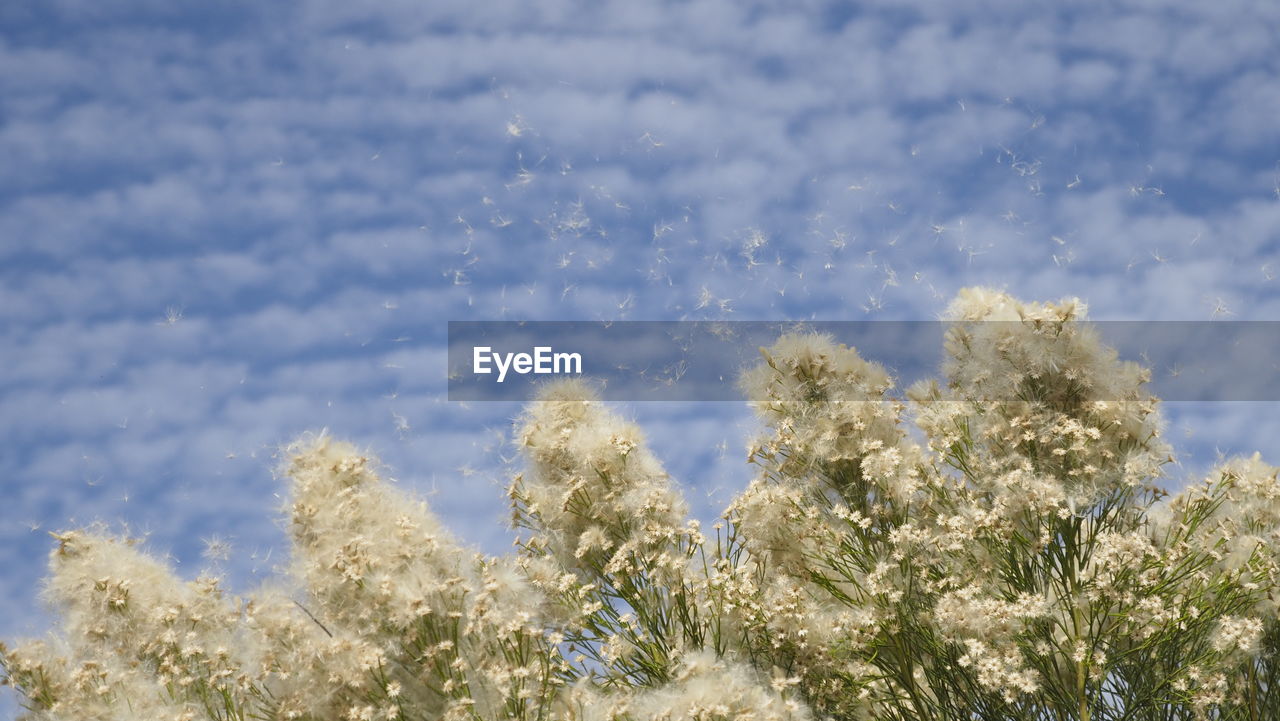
[3,5,1280,718]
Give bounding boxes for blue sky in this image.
[3,0,1280,711]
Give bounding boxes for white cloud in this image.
[3,11,1280,719]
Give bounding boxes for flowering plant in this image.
[5,289,1279,720]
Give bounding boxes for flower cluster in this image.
[5,289,1280,721]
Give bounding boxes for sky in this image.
[2,0,1280,712]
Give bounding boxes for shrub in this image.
[5,288,1279,720]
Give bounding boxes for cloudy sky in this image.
[3,0,1279,709]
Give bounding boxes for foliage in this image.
[5,288,1280,720]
